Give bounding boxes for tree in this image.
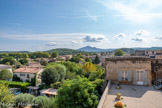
[42,64,66,86]
[2,57,15,65]
[0,70,13,80]
[94,55,100,64]
[15,93,35,107]
[70,56,81,63]
[114,49,124,56]
[19,58,28,65]
[56,77,98,108]
[40,59,48,66]
[0,83,15,108]
[51,52,58,58]
[83,62,96,74]
[61,61,82,75]
[85,57,92,62]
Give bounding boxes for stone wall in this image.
[97,80,111,108]
[105,57,152,86]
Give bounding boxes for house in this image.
[63,55,73,60]
[105,56,152,86]
[41,88,57,97]
[0,64,12,72]
[151,59,162,82]
[14,63,43,83]
[135,50,162,58]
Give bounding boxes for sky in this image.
[0,0,162,51]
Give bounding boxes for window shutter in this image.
[128,71,132,81]
[143,71,148,85]
[133,71,137,84]
[118,70,121,81]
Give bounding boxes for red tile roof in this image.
[14,67,41,74]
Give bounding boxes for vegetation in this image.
[42,64,66,86]
[46,48,85,55]
[69,56,81,63]
[83,62,96,77]
[51,51,58,58]
[50,81,62,89]
[19,58,28,65]
[94,55,100,64]
[114,49,124,56]
[56,77,98,108]
[85,57,92,62]
[15,93,35,107]
[0,80,30,92]
[1,57,16,65]
[0,83,15,108]
[29,52,50,58]
[32,96,56,108]
[0,69,13,80]
[114,101,124,108]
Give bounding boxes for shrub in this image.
[0,80,30,92]
[32,96,56,108]
[114,101,124,108]
[116,92,122,100]
[0,83,15,108]
[50,81,62,89]
[15,93,35,107]
[0,69,13,80]
[12,74,22,82]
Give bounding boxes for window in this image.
[121,71,128,80]
[20,74,25,77]
[137,71,143,82]
[27,74,29,78]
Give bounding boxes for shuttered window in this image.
[121,71,128,80]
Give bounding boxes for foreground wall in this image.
[105,57,152,86]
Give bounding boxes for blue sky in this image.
[0,0,162,51]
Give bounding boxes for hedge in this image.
[0,80,30,92]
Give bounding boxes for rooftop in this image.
[105,56,150,61]
[14,66,42,74]
[0,64,12,70]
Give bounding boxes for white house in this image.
[0,64,12,72]
[14,63,43,83]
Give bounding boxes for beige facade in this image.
[105,57,152,86]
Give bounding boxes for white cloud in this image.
[46,42,57,46]
[132,38,144,42]
[135,30,150,36]
[154,36,162,40]
[97,0,162,23]
[83,35,108,42]
[115,33,126,40]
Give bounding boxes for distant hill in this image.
[78,46,162,53]
[78,46,115,52]
[0,51,30,53]
[46,48,85,55]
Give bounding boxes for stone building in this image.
[135,50,162,59]
[105,57,152,86]
[151,59,162,81]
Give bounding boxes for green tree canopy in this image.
[2,57,16,65]
[42,64,66,86]
[0,70,13,80]
[19,58,28,65]
[114,49,124,56]
[85,57,92,62]
[70,56,81,63]
[94,55,100,64]
[56,77,98,108]
[0,83,15,108]
[51,52,58,58]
